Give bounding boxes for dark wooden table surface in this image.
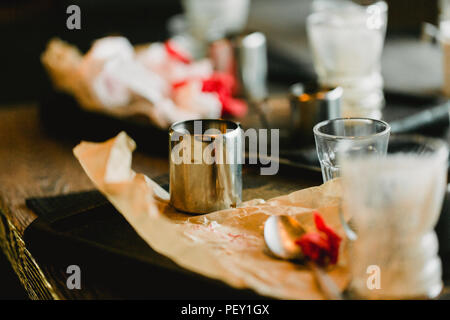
[0,104,171,299]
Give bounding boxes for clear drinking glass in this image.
[313,118,390,182]
[306,1,388,119]
[182,0,250,55]
[341,136,449,299]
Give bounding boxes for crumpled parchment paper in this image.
[73,132,349,299]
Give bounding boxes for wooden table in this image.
[1,104,449,299]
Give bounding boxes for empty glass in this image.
[182,0,250,55]
[313,118,390,182]
[307,1,388,119]
[341,136,449,299]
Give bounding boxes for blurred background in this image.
[0,0,441,104]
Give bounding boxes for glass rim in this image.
[289,82,343,101]
[313,117,391,140]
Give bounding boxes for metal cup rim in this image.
[289,82,343,101]
[169,119,241,137]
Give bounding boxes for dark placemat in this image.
[24,189,265,299]
[39,90,169,156]
[22,168,318,299]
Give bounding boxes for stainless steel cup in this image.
[233,31,268,102]
[290,82,342,146]
[169,119,243,214]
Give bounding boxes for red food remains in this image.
[201,73,247,117]
[295,212,342,266]
[172,80,188,90]
[164,40,191,64]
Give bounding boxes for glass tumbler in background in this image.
[306,1,388,119]
[182,0,250,56]
[313,118,390,182]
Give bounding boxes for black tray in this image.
[23,166,320,299]
[39,90,169,156]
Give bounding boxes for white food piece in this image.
[137,42,213,83]
[107,59,169,104]
[79,36,135,108]
[86,36,135,61]
[173,80,222,119]
[155,98,203,123]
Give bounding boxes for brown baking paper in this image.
[73,132,349,299]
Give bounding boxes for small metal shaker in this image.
[233,31,268,102]
[169,119,243,214]
[290,82,342,146]
[209,31,268,101]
